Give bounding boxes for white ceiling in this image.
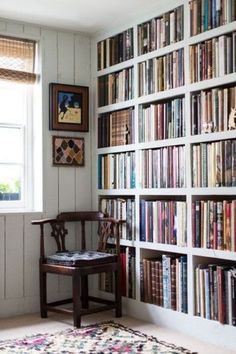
[0,0,163,35]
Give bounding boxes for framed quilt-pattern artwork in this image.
[52,136,84,166]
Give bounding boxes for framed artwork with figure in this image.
[49,83,89,132]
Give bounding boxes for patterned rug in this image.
[0,321,197,353]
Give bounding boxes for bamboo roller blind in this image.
[0,35,37,84]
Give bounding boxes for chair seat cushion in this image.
[46,250,117,266]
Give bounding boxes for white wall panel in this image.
[41,29,59,217]
[0,216,5,299]
[5,215,24,299]
[75,34,92,211]
[57,32,77,214]
[24,213,41,297]
[0,22,91,317]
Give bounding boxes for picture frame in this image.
[49,83,89,132]
[52,136,85,166]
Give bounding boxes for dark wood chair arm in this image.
[31,218,58,225]
[101,217,125,224]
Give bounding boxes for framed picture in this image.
[52,136,85,166]
[49,83,89,132]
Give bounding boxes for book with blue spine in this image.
[180,255,188,313]
[162,254,172,309]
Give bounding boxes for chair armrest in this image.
[31,218,58,225]
[101,217,125,225]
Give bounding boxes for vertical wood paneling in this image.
[57,32,76,214]
[74,34,91,86]
[24,213,41,297]
[57,32,75,84]
[57,32,76,294]
[41,29,59,216]
[74,34,92,211]
[5,215,24,299]
[0,217,5,299]
[0,20,91,316]
[41,29,60,297]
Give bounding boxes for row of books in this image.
[98,152,136,189]
[139,146,185,188]
[140,200,186,246]
[98,108,134,148]
[99,246,136,299]
[97,67,133,107]
[192,139,236,187]
[100,197,136,241]
[139,49,184,96]
[195,264,236,325]
[190,0,236,36]
[139,97,185,142]
[191,84,236,135]
[192,200,236,251]
[190,31,236,83]
[140,255,188,313]
[138,5,184,55]
[97,28,133,70]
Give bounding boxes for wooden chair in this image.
[31,211,122,327]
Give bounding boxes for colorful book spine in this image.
[141,255,188,313]
[98,67,133,107]
[138,5,184,55]
[195,264,236,325]
[191,85,236,135]
[139,48,184,96]
[97,28,134,70]
[192,140,236,187]
[192,199,236,251]
[190,0,236,36]
[140,146,185,188]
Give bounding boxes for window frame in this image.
[0,81,35,211]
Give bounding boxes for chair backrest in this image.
[54,211,120,254]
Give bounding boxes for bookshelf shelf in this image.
[94,0,236,348]
[136,41,185,63]
[191,248,236,261]
[191,187,236,195]
[189,131,236,143]
[97,144,137,154]
[139,242,188,254]
[188,21,236,44]
[97,100,136,114]
[188,72,236,91]
[96,57,135,76]
[137,86,187,104]
[97,189,137,196]
[138,188,188,196]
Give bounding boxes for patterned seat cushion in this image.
[46,250,116,266]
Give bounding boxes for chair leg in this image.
[39,269,47,318]
[81,275,89,309]
[115,269,122,317]
[73,272,81,327]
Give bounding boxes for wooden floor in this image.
[0,311,235,354]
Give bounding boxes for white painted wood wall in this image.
[0,19,92,317]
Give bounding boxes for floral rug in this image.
[0,321,197,353]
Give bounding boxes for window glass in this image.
[0,127,23,163]
[0,165,22,201]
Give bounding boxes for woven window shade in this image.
[0,36,36,84]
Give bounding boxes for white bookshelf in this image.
[93,0,236,350]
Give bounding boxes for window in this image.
[0,35,41,211]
